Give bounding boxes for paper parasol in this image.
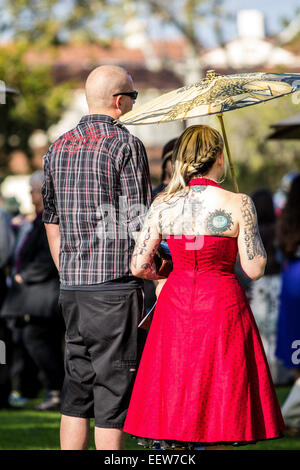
[120,70,300,192]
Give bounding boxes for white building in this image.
[202,10,300,71]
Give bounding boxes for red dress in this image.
[124,178,284,447]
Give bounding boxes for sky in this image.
[1,0,299,47]
[148,0,300,47]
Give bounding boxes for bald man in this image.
[42,65,152,450]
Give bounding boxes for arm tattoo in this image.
[134,242,162,280]
[138,226,151,255]
[131,222,163,279]
[140,262,158,279]
[132,226,151,268]
[205,209,234,235]
[157,199,179,234]
[241,195,267,260]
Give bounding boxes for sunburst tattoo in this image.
[206,209,234,235]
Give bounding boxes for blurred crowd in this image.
[0,142,300,436]
[0,147,64,412]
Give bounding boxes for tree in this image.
[0,0,229,173]
[0,0,229,46]
[0,0,230,80]
[277,9,300,45]
[220,96,300,194]
[0,41,73,172]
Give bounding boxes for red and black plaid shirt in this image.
[42,114,152,287]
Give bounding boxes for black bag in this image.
[1,277,59,320]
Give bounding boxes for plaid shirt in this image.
[42,114,152,287]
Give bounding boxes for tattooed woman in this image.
[124,125,284,450]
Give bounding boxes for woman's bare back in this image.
[132,182,267,282]
[156,185,239,238]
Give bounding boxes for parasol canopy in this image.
[120,71,300,125]
[120,70,300,192]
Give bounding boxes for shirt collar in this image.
[78,114,127,131]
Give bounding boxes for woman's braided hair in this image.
[159,125,224,202]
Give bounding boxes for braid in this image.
[160,124,224,202]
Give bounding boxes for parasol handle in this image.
[217,113,239,193]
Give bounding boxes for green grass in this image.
[236,387,300,451]
[0,387,299,450]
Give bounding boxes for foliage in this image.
[0,0,229,50]
[0,41,73,172]
[209,94,300,194]
[0,0,230,175]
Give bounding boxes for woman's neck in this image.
[193,173,219,183]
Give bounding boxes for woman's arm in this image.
[237,194,267,280]
[130,203,165,280]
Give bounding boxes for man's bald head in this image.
[85,65,134,117]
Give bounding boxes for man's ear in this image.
[114,95,123,112]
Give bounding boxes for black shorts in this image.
[58,287,146,429]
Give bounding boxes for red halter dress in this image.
[124,178,284,448]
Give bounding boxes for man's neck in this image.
[88,109,119,120]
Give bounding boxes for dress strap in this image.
[187,177,222,189]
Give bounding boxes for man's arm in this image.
[44,223,60,271]
[42,149,60,271]
[118,138,152,237]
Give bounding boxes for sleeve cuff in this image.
[42,210,59,224]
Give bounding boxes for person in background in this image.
[0,192,15,409]
[1,150,33,216]
[152,138,177,199]
[1,171,64,411]
[276,175,300,436]
[1,191,42,406]
[273,171,300,217]
[249,189,294,386]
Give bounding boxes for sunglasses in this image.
[113,90,138,100]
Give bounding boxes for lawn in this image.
[0,387,299,450]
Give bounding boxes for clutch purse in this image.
[138,241,172,330]
[154,240,173,277]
